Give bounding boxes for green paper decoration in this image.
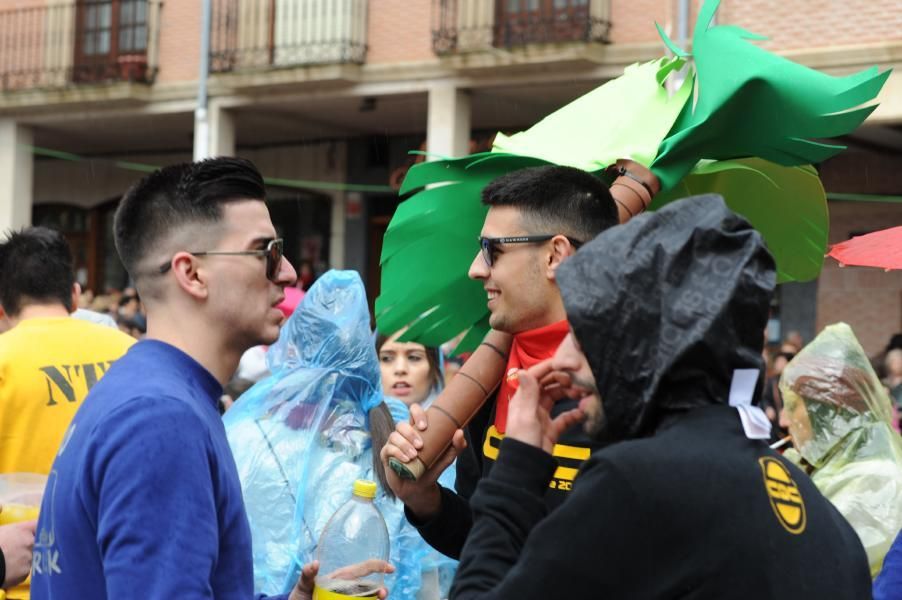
[653,158,828,283]
[376,0,888,351]
[493,57,692,170]
[651,0,890,190]
[377,56,689,353]
[376,153,551,351]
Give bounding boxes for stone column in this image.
[194,101,236,159]
[426,83,471,160]
[0,120,34,232]
[209,101,236,157]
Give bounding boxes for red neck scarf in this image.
[494,319,569,433]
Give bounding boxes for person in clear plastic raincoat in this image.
[779,322,902,577]
[223,270,456,599]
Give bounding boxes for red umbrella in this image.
[827,226,902,271]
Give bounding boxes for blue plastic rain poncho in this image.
[223,270,456,598]
[780,323,902,577]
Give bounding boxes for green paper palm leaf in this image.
[651,0,890,190]
[376,153,551,351]
[377,58,690,351]
[492,56,692,169]
[653,158,828,282]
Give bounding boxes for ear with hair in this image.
[368,402,396,499]
[170,252,210,300]
[547,235,577,279]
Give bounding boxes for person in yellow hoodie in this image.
[0,227,133,599]
[780,322,902,578]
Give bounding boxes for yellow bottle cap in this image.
[352,479,377,499]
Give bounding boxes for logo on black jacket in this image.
[759,457,806,534]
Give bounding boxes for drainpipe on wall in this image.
[677,0,689,50]
[193,0,213,161]
[666,0,691,94]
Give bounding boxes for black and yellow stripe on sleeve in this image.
[483,425,590,491]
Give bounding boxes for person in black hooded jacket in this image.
[450,194,872,599]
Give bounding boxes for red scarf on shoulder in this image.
[494,319,569,433]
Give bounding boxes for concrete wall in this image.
[33,141,348,269]
[33,152,191,208]
[243,141,348,269]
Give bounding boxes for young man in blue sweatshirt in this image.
[30,158,388,600]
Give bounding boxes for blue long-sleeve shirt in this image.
[31,340,287,600]
[876,529,902,600]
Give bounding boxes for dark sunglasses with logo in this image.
[479,235,582,268]
[158,238,285,282]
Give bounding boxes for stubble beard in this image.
[570,374,605,436]
[488,312,511,334]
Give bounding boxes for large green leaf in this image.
[376,153,551,351]
[652,158,828,282]
[492,56,691,169]
[651,0,889,190]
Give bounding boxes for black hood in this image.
[556,194,775,442]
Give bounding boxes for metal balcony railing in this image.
[210,0,367,73]
[0,0,162,92]
[432,0,611,55]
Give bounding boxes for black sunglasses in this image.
[479,235,582,267]
[158,238,285,282]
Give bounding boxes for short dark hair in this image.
[0,226,75,316]
[482,165,618,242]
[114,157,266,289]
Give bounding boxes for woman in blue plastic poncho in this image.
[223,270,456,599]
[376,331,457,598]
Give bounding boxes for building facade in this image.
[0,0,900,354]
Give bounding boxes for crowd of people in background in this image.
[37,286,902,433]
[0,157,900,600]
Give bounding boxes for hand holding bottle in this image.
[289,560,394,600]
[309,480,392,600]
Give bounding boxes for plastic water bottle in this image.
[313,479,390,599]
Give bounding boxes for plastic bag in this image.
[780,323,902,576]
[224,270,456,598]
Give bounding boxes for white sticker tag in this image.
[729,368,771,440]
[729,369,759,407]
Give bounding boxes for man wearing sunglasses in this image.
[382,165,620,559]
[31,158,352,600]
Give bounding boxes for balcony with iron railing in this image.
[210,0,367,73]
[0,0,162,92]
[432,0,611,55]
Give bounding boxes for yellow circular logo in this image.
[759,457,806,534]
